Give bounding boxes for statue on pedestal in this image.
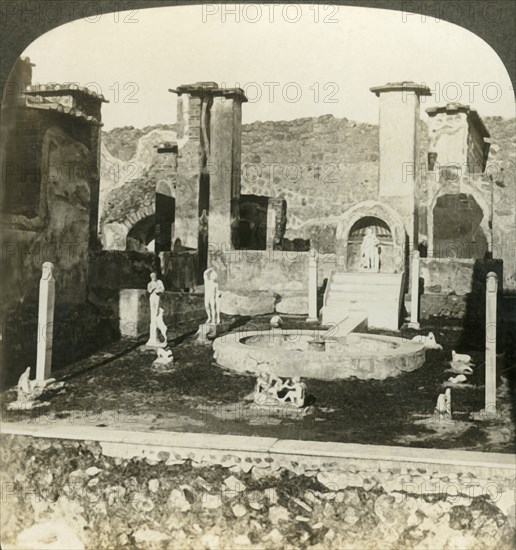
[277,376,307,408]
[360,227,380,272]
[253,373,306,409]
[146,272,166,347]
[435,388,452,421]
[7,367,63,411]
[204,268,221,324]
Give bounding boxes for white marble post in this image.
[36,262,55,381]
[485,271,497,415]
[408,251,420,329]
[307,247,318,323]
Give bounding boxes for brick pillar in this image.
[208,90,247,252]
[174,94,203,250]
[370,82,431,253]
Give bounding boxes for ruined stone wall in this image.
[1,111,106,389]
[240,115,380,245]
[101,116,515,290]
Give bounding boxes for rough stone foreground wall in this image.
[1,435,514,549]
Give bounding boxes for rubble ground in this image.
[1,316,514,453]
[1,435,514,550]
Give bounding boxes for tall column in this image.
[408,251,420,329]
[173,93,203,250]
[36,262,55,381]
[370,82,431,252]
[208,90,247,252]
[307,248,319,322]
[485,272,497,415]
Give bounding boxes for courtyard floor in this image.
[2,316,514,453]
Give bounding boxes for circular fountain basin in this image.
[213,329,426,380]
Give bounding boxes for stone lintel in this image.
[426,103,490,139]
[370,81,432,97]
[169,83,248,103]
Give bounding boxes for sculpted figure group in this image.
[254,372,306,408]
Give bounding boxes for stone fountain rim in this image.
[212,329,426,380]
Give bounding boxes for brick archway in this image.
[336,201,407,273]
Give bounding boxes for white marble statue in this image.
[411,332,443,350]
[253,373,306,408]
[448,361,473,375]
[448,374,467,385]
[17,367,37,401]
[435,388,452,420]
[153,348,174,366]
[277,376,306,408]
[204,268,221,324]
[360,227,380,272]
[156,307,168,343]
[146,272,166,347]
[270,315,283,329]
[7,367,57,410]
[451,350,472,363]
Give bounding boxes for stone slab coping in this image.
[1,422,514,474]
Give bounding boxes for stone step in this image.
[329,282,402,294]
[323,270,405,330]
[331,272,403,284]
[326,295,400,304]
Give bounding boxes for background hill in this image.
[100,115,515,242]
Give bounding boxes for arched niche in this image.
[336,201,407,273]
[127,215,155,252]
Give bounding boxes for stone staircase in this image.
[321,271,405,330]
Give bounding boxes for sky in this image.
[23,4,515,130]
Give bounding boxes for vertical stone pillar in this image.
[408,251,420,329]
[208,89,247,252]
[307,248,319,322]
[370,82,431,252]
[485,271,497,415]
[36,262,55,381]
[174,93,203,250]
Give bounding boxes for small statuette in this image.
[204,268,221,325]
[360,227,380,272]
[435,388,452,421]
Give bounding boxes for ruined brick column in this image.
[370,82,431,253]
[171,84,247,258]
[172,91,204,250]
[208,88,247,252]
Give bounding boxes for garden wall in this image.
[118,289,204,337]
[210,249,337,315]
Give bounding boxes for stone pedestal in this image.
[485,272,497,415]
[307,248,319,322]
[408,251,420,329]
[36,262,55,382]
[196,322,227,345]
